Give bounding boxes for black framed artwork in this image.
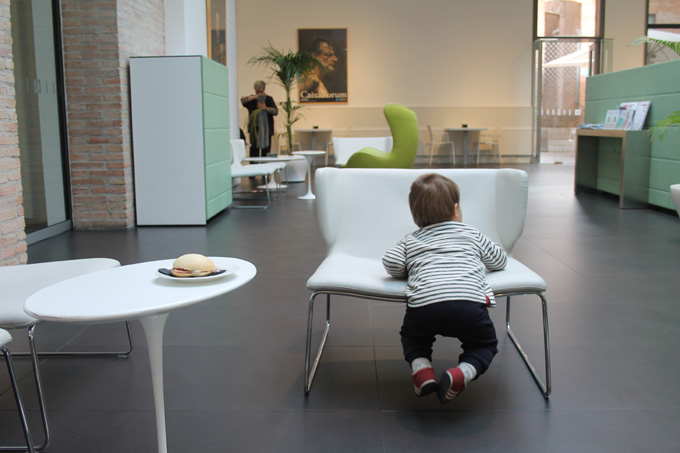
[298,28,347,103]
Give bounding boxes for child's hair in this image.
[408,173,460,228]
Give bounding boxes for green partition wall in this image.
[584,60,680,210]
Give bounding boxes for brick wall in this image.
[61,0,164,229]
[0,0,27,265]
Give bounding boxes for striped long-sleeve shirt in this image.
[382,221,507,308]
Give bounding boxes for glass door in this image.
[532,0,606,163]
[532,37,611,163]
[11,0,71,243]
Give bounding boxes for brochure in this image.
[620,102,638,130]
[630,101,651,130]
[616,107,629,130]
[604,109,620,129]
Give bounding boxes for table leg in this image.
[257,180,288,190]
[140,313,170,453]
[463,131,469,166]
[298,156,316,200]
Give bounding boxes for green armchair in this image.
[345,104,419,168]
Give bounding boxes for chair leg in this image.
[2,346,36,452]
[304,292,331,395]
[12,321,134,359]
[505,294,551,397]
[231,175,272,209]
[0,329,50,451]
[24,327,50,451]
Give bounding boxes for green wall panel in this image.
[201,58,229,97]
[204,129,230,165]
[200,56,231,219]
[583,60,680,209]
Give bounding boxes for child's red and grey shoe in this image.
[412,366,437,397]
[437,367,466,404]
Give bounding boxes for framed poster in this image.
[298,28,347,103]
[206,0,226,66]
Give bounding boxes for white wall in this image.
[230,0,647,157]
[164,0,208,56]
[604,0,646,71]
[164,0,241,137]
[226,0,238,139]
[237,0,534,108]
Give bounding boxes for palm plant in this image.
[248,45,317,153]
[630,35,680,55]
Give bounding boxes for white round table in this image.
[24,257,256,453]
[293,151,326,200]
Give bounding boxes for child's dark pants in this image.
[400,300,498,377]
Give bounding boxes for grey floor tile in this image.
[4,163,680,451]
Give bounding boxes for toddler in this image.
[382,173,507,404]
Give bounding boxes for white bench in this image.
[304,167,550,397]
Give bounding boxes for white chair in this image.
[230,139,285,209]
[304,168,550,398]
[426,126,455,166]
[1,329,36,452]
[0,258,128,451]
[476,128,502,165]
[331,136,393,167]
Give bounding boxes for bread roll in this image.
[171,254,215,277]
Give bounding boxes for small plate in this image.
[156,264,238,282]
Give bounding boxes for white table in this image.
[244,155,306,189]
[293,151,326,200]
[24,257,257,453]
[294,128,333,150]
[445,127,487,166]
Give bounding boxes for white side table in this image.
[25,257,256,453]
[244,155,306,189]
[293,151,326,200]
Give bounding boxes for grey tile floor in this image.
[2,163,680,452]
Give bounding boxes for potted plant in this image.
[248,45,317,154]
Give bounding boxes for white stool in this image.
[0,258,131,451]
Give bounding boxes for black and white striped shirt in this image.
[382,221,507,308]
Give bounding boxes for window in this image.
[646,1,680,65]
[11,0,71,241]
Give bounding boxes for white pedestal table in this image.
[293,151,326,200]
[24,257,257,453]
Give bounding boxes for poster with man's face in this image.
[298,29,347,103]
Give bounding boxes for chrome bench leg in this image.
[304,292,331,395]
[505,294,551,397]
[2,346,37,452]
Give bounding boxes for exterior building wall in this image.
[60,0,164,229]
[0,0,27,265]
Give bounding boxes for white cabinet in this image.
[131,56,232,225]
